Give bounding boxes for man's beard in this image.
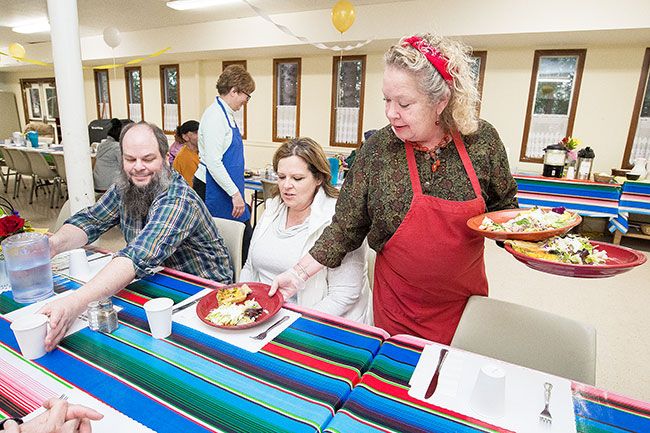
[117,165,173,220]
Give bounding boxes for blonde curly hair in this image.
[384,33,480,135]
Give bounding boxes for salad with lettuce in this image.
[539,235,609,265]
[480,207,577,233]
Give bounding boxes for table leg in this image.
[612,230,622,245]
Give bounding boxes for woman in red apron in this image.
[270,33,517,343]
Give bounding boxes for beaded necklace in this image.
[410,133,452,173]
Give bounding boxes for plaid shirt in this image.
[66,171,233,283]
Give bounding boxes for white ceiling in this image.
[0,0,396,47]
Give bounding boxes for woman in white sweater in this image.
[240,138,371,324]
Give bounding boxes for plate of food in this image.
[505,234,646,278]
[467,207,582,241]
[196,282,283,329]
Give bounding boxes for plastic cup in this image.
[143,298,174,339]
[68,249,91,280]
[26,131,39,147]
[10,313,49,359]
[328,157,339,185]
[470,364,506,418]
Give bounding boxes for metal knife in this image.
[424,348,448,399]
[172,297,201,314]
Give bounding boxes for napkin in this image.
[172,289,301,353]
[408,343,577,433]
[0,348,154,433]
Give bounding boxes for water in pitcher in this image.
[1,232,54,304]
[6,260,53,303]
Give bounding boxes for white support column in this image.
[47,0,95,213]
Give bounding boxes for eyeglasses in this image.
[242,91,252,101]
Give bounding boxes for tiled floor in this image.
[2,181,650,402]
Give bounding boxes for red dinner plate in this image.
[196,282,284,329]
[467,208,582,241]
[505,240,647,278]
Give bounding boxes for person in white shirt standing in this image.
[193,65,255,262]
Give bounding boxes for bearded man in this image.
[42,122,233,350]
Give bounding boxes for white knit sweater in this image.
[240,187,372,324]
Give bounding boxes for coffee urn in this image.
[542,144,567,178]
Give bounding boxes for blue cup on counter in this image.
[26,131,39,147]
[328,157,339,185]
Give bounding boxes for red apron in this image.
[373,132,488,344]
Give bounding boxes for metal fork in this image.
[250,315,290,340]
[539,382,553,425]
[59,393,69,401]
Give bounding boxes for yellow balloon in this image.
[331,0,356,33]
[8,43,26,59]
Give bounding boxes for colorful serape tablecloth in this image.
[616,180,650,234]
[325,334,650,433]
[0,268,387,433]
[513,175,625,233]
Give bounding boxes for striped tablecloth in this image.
[325,334,650,433]
[617,181,650,234]
[513,175,626,233]
[0,269,387,433]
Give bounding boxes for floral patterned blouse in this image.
[310,120,518,267]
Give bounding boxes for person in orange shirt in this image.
[173,120,200,184]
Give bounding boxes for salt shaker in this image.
[86,298,118,333]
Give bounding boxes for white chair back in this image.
[53,200,71,232]
[25,151,57,179]
[212,217,245,281]
[451,295,597,385]
[52,153,67,181]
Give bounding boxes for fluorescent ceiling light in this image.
[166,0,236,11]
[12,19,51,34]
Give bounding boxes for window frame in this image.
[519,49,587,163]
[471,50,487,115]
[272,58,302,142]
[622,47,650,169]
[329,54,366,148]
[159,64,181,134]
[125,66,144,122]
[93,69,112,119]
[222,60,248,139]
[19,77,59,141]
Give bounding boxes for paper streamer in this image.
[240,0,373,52]
[0,47,171,69]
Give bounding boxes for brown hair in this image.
[272,137,339,199]
[216,65,255,96]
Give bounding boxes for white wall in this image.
[2,41,647,172]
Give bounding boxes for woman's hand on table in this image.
[39,293,87,352]
[231,193,245,218]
